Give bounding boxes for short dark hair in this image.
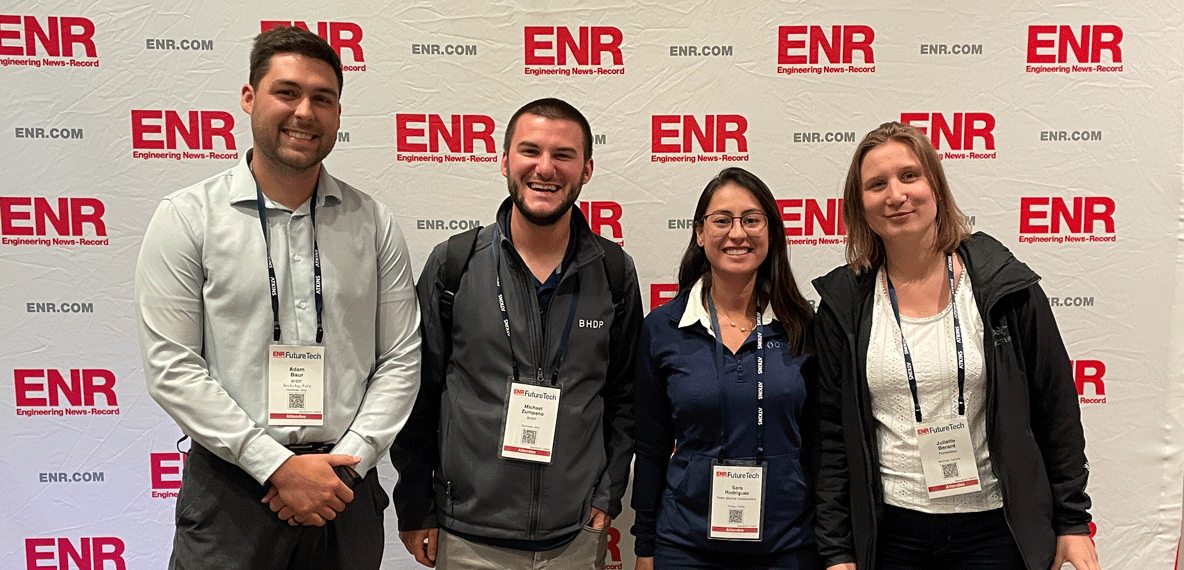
[676,167,813,353]
[249,26,343,95]
[503,98,593,160]
[842,121,971,273]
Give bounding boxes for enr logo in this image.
[1019,197,1115,235]
[524,26,623,66]
[900,112,995,151]
[651,115,748,154]
[261,21,364,63]
[24,537,126,570]
[0,15,97,58]
[130,110,235,151]
[14,369,117,407]
[650,283,679,311]
[395,114,496,154]
[0,197,105,237]
[1026,25,1122,64]
[579,201,623,242]
[778,25,875,65]
[150,452,186,490]
[1072,359,1106,404]
[778,198,845,237]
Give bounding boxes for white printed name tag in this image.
[500,382,560,463]
[916,419,982,499]
[267,344,324,427]
[708,460,766,541]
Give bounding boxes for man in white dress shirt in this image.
[135,25,420,570]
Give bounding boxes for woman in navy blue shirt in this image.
[631,168,818,570]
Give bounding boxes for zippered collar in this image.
[494,197,606,274]
[813,232,1040,327]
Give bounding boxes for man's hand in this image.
[1052,534,1100,570]
[587,507,612,530]
[262,453,359,526]
[399,528,439,567]
[634,556,654,570]
[826,564,857,570]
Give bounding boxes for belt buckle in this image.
[287,442,332,455]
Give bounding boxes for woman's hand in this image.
[1051,534,1100,570]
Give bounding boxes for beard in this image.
[251,117,334,175]
[507,177,582,227]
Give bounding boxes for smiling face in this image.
[501,113,593,227]
[241,52,341,177]
[859,140,938,245]
[695,182,769,284]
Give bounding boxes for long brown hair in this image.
[842,121,971,273]
[676,167,813,353]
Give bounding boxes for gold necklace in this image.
[714,300,753,333]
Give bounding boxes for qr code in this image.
[728,509,744,524]
[520,429,538,446]
[941,463,959,479]
[288,393,305,410]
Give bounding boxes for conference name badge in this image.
[267,344,325,427]
[708,460,766,541]
[916,419,981,499]
[500,382,560,464]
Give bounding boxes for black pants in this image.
[168,444,388,570]
[653,539,820,570]
[876,505,1026,570]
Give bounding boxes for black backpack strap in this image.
[438,226,482,333]
[595,235,626,312]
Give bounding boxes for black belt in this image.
[188,440,335,456]
[285,442,335,455]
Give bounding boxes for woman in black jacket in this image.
[811,122,1100,570]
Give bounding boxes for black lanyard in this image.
[491,226,580,387]
[707,294,766,460]
[885,255,965,423]
[253,179,324,344]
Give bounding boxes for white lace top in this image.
[866,266,1003,513]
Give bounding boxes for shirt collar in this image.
[228,148,341,212]
[677,277,778,336]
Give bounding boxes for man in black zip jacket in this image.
[391,98,643,569]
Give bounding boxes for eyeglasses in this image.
[701,212,768,235]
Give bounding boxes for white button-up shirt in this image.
[135,152,421,484]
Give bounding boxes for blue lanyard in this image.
[707,294,766,460]
[884,255,965,422]
[491,226,581,386]
[253,177,324,344]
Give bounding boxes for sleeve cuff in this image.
[333,430,377,474]
[238,434,294,485]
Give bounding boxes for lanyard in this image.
[253,179,324,344]
[884,255,965,423]
[491,226,581,386]
[707,294,766,460]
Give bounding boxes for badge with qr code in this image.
[708,459,766,541]
[500,381,560,463]
[267,344,324,426]
[916,418,981,499]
